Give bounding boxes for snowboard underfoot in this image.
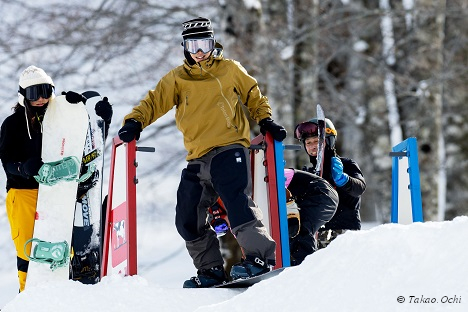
[214,267,287,288]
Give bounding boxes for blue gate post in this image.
[273,140,290,267]
[389,137,423,223]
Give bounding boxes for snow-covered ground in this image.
[1,215,467,312]
[0,88,465,311]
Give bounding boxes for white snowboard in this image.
[26,94,89,288]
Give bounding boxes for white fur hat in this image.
[18,65,55,106]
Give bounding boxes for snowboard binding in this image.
[34,156,94,186]
[25,238,70,270]
[70,249,100,284]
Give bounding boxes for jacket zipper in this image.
[200,66,238,132]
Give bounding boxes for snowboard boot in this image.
[289,230,317,266]
[183,265,228,288]
[317,229,347,249]
[230,257,271,280]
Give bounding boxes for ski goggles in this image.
[294,122,319,140]
[19,83,54,101]
[294,122,336,140]
[183,38,215,54]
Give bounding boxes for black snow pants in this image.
[175,144,276,270]
[287,169,338,265]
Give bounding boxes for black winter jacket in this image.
[305,148,366,230]
[0,106,42,191]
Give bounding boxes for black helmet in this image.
[294,118,337,149]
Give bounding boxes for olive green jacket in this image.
[124,45,272,160]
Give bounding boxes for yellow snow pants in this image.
[6,188,38,292]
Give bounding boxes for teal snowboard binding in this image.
[34,156,93,186]
[25,238,70,270]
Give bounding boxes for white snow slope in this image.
[1,216,467,312]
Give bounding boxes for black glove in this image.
[95,97,113,124]
[62,91,87,104]
[259,118,287,142]
[19,157,44,178]
[118,119,142,142]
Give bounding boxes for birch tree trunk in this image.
[409,0,447,220]
[433,0,447,221]
[292,0,320,167]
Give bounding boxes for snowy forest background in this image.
[0,0,467,224]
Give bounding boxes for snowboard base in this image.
[70,91,106,285]
[214,267,287,288]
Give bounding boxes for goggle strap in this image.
[18,86,26,96]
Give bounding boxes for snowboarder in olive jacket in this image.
[118,17,287,287]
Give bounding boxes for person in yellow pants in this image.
[6,189,38,291]
[0,66,113,291]
[0,66,55,291]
